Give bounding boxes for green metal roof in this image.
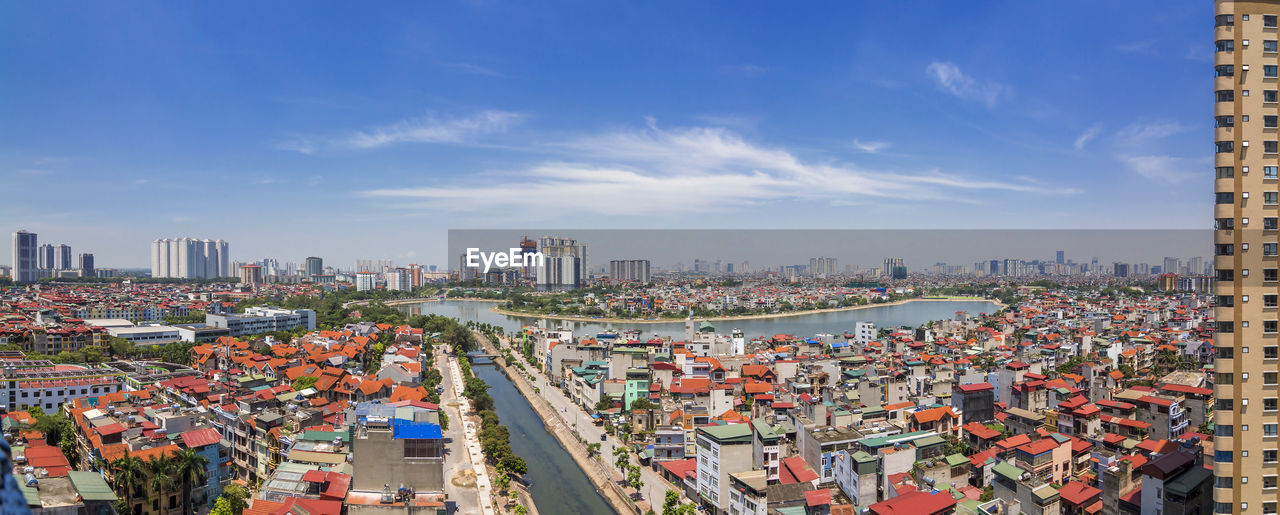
[301,430,349,442]
[19,484,38,506]
[698,423,752,443]
[915,435,946,448]
[859,430,935,449]
[945,454,970,467]
[69,471,118,502]
[1165,465,1212,496]
[993,461,1025,482]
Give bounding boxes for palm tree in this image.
[145,456,178,512]
[173,448,209,515]
[110,453,145,515]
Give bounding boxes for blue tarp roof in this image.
[392,421,442,440]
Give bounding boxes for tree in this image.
[111,453,146,513]
[218,484,251,514]
[145,457,177,508]
[174,448,209,515]
[663,489,680,515]
[627,464,644,497]
[291,376,318,391]
[59,431,80,467]
[630,398,658,410]
[587,443,602,458]
[613,446,630,473]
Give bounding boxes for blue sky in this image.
[1,1,1210,268]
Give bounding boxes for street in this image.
[436,348,485,515]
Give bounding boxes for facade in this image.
[695,423,753,513]
[355,272,376,291]
[350,416,445,493]
[0,362,125,412]
[11,230,38,283]
[536,236,587,291]
[1213,3,1280,514]
[304,256,323,278]
[239,264,262,285]
[78,253,95,276]
[609,259,652,283]
[205,307,316,336]
[386,267,412,291]
[150,237,229,279]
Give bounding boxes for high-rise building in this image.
[11,231,38,283]
[305,257,324,278]
[37,244,55,270]
[386,267,412,291]
[882,257,904,279]
[151,238,228,279]
[1214,4,1280,513]
[53,244,71,270]
[238,264,262,285]
[355,272,377,291]
[1055,250,1065,264]
[809,257,838,278]
[78,253,94,277]
[536,236,588,291]
[1163,257,1181,277]
[609,260,651,283]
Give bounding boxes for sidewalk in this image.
[447,352,496,515]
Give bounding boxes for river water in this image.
[403,299,1001,340]
[470,357,615,514]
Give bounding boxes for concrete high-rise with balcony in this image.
[151,238,228,279]
[1213,3,1280,514]
[11,230,38,283]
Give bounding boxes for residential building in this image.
[150,238,228,279]
[205,307,316,337]
[695,423,753,514]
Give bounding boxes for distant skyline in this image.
[2,2,1209,267]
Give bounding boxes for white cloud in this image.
[277,110,524,153]
[1117,155,1196,183]
[1074,126,1101,150]
[359,122,1069,215]
[346,110,524,149]
[926,62,1005,108]
[851,139,891,154]
[1115,121,1189,146]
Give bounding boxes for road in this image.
[436,347,485,515]
[484,334,682,508]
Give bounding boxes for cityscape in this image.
[0,2,1251,515]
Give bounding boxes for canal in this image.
[470,357,616,515]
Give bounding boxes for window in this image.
[1218,39,1236,52]
[1219,166,1236,178]
[1220,269,1237,281]
[1268,502,1278,515]
[1270,15,1279,27]
[1270,218,1280,230]
[1218,90,1236,102]
[1218,192,1236,204]
[1220,476,1236,489]
[1269,192,1280,205]
[1270,295,1280,308]
[1270,321,1280,333]
[1268,346,1279,359]
[1267,398,1279,411]
[1270,66,1280,78]
[1218,115,1237,127]
[1267,449,1279,463]
[1218,450,1235,463]
[1268,424,1279,436]
[1270,141,1280,153]
[1218,65,1237,78]
[1218,218,1237,230]
[1270,90,1280,103]
[1217,244,1236,256]
[1218,14,1236,27]
[1269,40,1280,52]
[1267,476,1278,489]
[1268,268,1280,281]
[1268,243,1280,255]
[1220,321,1236,333]
[1270,166,1280,177]
[1220,425,1236,437]
[1220,372,1236,384]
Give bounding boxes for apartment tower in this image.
[1214,2,1280,514]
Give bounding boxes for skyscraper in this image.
[37,244,54,270]
[536,236,588,291]
[11,230,38,283]
[1214,4,1278,512]
[78,253,94,277]
[1055,250,1065,264]
[150,238,228,279]
[305,257,324,278]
